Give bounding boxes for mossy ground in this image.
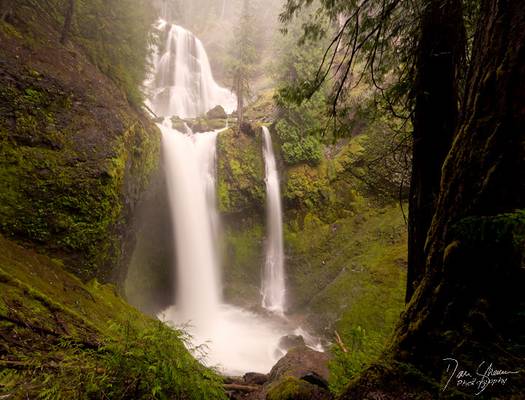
[0,234,226,399]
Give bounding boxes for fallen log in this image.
[223,383,260,392]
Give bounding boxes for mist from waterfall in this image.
[261,126,286,314]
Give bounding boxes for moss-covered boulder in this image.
[0,19,160,282]
[264,346,332,400]
[207,105,228,119]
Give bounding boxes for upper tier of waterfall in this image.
[145,19,236,119]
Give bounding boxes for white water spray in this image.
[261,126,286,314]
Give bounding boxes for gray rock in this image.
[206,105,227,119]
[278,334,306,352]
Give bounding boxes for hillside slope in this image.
[0,7,159,283]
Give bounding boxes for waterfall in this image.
[261,127,286,314]
[161,122,221,328]
[146,20,291,375]
[145,20,236,118]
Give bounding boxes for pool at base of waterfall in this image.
[159,303,323,376]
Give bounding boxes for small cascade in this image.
[261,126,286,314]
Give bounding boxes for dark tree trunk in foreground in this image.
[0,0,14,22]
[343,0,525,397]
[60,0,75,45]
[406,0,465,302]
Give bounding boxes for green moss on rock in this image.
[216,128,265,215]
[0,29,161,282]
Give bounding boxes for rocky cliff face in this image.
[0,15,160,283]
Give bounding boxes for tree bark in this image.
[342,0,525,397]
[406,0,465,302]
[60,0,75,45]
[0,0,14,22]
[236,75,244,126]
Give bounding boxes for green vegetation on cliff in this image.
[0,12,160,282]
[217,128,265,215]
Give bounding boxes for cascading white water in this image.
[161,121,221,329]
[261,126,286,314]
[146,19,295,375]
[160,118,291,374]
[145,20,236,118]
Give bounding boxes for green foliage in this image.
[271,11,348,164]
[281,136,365,220]
[329,326,384,395]
[226,0,259,120]
[96,320,226,400]
[275,119,322,165]
[278,0,416,128]
[11,0,156,106]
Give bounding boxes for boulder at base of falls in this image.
[278,334,306,352]
[224,346,332,400]
[263,345,332,400]
[244,372,269,385]
[207,105,228,119]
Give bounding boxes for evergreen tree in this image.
[228,0,257,126]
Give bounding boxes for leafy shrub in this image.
[275,120,322,165]
[4,320,227,400]
[97,320,227,400]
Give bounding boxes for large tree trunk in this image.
[406,0,465,302]
[0,0,14,22]
[342,0,525,398]
[60,0,75,45]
